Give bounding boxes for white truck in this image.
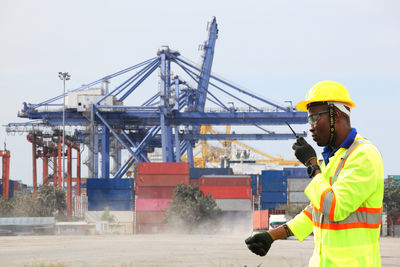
[269,214,286,229]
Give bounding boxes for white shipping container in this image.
[215,199,252,211]
[288,192,309,203]
[287,178,310,192]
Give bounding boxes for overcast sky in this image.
[1,0,399,185]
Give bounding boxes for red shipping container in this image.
[199,176,251,187]
[13,181,19,191]
[136,210,165,224]
[136,174,189,187]
[136,186,175,199]
[136,223,165,234]
[136,199,172,211]
[138,162,189,175]
[253,210,269,230]
[199,186,251,199]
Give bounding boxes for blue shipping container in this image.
[261,180,287,192]
[87,178,134,189]
[88,200,133,211]
[283,168,308,178]
[250,174,258,195]
[87,189,133,201]
[0,180,14,198]
[87,178,134,211]
[251,184,258,195]
[261,191,287,203]
[261,202,287,210]
[250,174,257,184]
[261,170,285,180]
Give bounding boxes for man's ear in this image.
[334,108,341,123]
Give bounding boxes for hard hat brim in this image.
[296,100,310,111]
[296,100,355,111]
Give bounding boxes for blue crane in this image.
[12,17,307,179]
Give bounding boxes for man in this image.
[245,81,384,266]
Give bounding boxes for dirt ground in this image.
[0,234,399,267]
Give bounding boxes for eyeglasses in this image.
[308,110,329,126]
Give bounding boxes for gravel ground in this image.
[0,234,398,267]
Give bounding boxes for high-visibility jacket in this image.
[287,134,384,267]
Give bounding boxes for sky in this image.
[1,0,399,186]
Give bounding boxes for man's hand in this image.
[245,231,274,257]
[292,137,317,166]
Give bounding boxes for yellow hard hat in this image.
[296,81,356,111]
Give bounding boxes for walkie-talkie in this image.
[285,121,299,138]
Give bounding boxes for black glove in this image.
[292,137,317,166]
[245,231,274,257]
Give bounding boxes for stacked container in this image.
[199,175,252,230]
[189,168,233,186]
[284,167,309,206]
[135,162,189,234]
[260,170,287,210]
[87,178,134,211]
[250,174,259,210]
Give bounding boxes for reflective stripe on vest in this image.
[312,208,382,230]
[303,204,313,221]
[311,138,382,229]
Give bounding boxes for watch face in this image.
[307,165,318,178]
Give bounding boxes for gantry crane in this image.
[9,17,307,182]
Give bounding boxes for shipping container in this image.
[136,223,165,234]
[260,180,287,192]
[189,168,233,179]
[87,189,133,201]
[253,210,269,230]
[136,210,165,224]
[87,178,134,211]
[136,186,175,199]
[0,180,15,198]
[288,192,309,203]
[199,175,251,187]
[261,202,286,210]
[250,174,257,195]
[268,209,286,215]
[135,199,172,211]
[215,199,252,211]
[287,178,310,191]
[86,178,134,189]
[136,174,189,187]
[13,181,19,191]
[88,200,133,211]
[199,186,251,199]
[261,170,285,180]
[251,184,258,195]
[138,162,189,175]
[261,191,287,203]
[283,168,308,178]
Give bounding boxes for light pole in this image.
[58,72,70,190]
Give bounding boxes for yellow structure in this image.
[181,125,300,167]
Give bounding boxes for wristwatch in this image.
[307,165,320,178]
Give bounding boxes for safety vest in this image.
[287,135,384,267]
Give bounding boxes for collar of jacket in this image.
[322,127,357,166]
